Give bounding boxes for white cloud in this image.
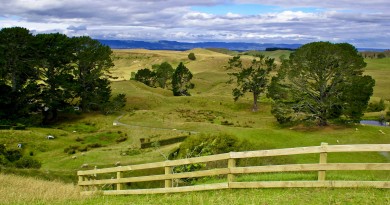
[0,0,389,48]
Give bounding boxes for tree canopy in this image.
[268,42,375,126]
[227,55,275,112]
[0,27,123,124]
[172,62,194,96]
[153,62,174,88]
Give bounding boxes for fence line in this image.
[77,143,390,195]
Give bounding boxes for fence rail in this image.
[77,143,390,195]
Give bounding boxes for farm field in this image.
[0,49,389,204]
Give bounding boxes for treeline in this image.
[265,47,296,51]
[133,62,194,96]
[361,50,390,59]
[0,27,125,125]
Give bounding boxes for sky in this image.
[0,0,389,48]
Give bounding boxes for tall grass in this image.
[0,173,82,205]
[71,188,390,205]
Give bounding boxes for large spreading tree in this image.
[72,36,114,111]
[0,27,38,119]
[0,27,123,124]
[227,55,275,112]
[268,42,375,126]
[35,33,76,122]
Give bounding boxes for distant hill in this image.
[97,40,302,51]
[97,40,387,52]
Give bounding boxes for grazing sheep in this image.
[46,135,55,140]
[71,156,77,159]
[115,161,121,166]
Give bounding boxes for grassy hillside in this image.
[0,48,389,204]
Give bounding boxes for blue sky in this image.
[0,0,389,48]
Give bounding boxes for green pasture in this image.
[0,49,389,204]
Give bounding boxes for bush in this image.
[188,52,196,60]
[0,125,11,130]
[171,133,252,159]
[14,156,41,169]
[377,53,386,59]
[87,143,103,148]
[116,136,128,143]
[367,99,386,112]
[64,145,80,154]
[0,155,10,166]
[5,149,23,162]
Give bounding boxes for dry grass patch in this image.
[0,173,82,205]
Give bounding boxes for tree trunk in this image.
[252,92,259,112]
[318,116,328,126]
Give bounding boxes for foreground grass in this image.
[78,188,389,205]
[1,173,388,205]
[0,173,81,205]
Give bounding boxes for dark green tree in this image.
[172,62,194,96]
[0,27,38,120]
[101,93,127,115]
[134,68,156,87]
[72,36,114,111]
[188,52,196,60]
[35,33,76,122]
[227,55,275,112]
[268,42,375,126]
[153,62,174,88]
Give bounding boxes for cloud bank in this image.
[0,0,389,48]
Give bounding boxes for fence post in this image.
[78,175,85,191]
[117,171,123,190]
[228,157,236,184]
[165,166,173,188]
[318,142,328,181]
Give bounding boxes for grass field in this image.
[0,49,389,204]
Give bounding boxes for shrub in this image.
[0,125,11,130]
[116,136,128,143]
[78,146,88,152]
[377,53,386,59]
[87,143,103,148]
[188,52,196,60]
[367,99,386,112]
[75,137,84,142]
[64,145,80,154]
[5,149,23,162]
[171,133,252,159]
[0,155,10,166]
[14,156,41,169]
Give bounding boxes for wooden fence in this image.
[77,143,390,195]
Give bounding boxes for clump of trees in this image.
[134,62,194,96]
[227,55,275,112]
[0,27,126,125]
[268,42,375,126]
